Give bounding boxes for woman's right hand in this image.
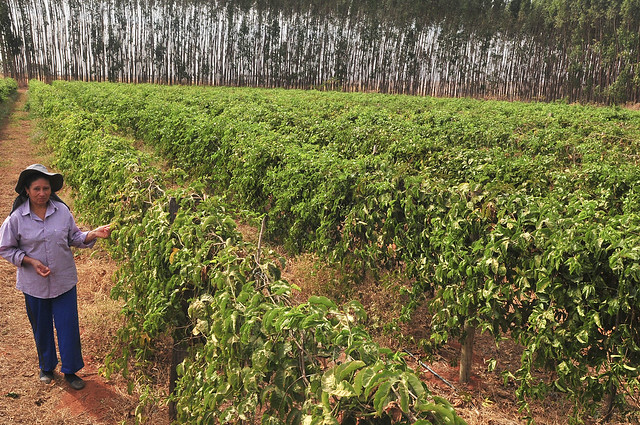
[23,256,51,277]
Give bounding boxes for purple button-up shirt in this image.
[0,199,95,299]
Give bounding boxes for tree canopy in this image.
[1,0,638,103]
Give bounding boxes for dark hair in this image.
[11,173,68,214]
[23,172,53,192]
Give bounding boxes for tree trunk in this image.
[459,322,475,384]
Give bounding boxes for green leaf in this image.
[321,391,331,411]
[593,312,602,329]
[373,381,392,416]
[308,296,336,309]
[321,370,337,394]
[576,329,589,344]
[354,363,384,396]
[334,360,366,381]
[554,380,567,392]
[363,370,395,399]
[398,378,410,413]
[286,408,303,425]
[405,372,426,398]
[417,402,455,423]
[331,381,357,398]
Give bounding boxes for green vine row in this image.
[28,79,640,421]
[27,79,466,425]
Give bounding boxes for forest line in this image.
[0,0,639,104]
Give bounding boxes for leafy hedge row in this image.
[0,77,18,116]
[27,79,466,425]
[38,81,640,246]
[31,80,640,421]
[0,77,18,101]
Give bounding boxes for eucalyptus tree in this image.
[1,0,638,101]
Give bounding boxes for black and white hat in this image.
[15,164,64,194]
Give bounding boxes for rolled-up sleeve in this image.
[0,215,26,267]
[67,214,96,249]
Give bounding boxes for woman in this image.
[0,164,111,390]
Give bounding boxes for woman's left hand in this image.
[86,224,112,243]
[92,224,112,239]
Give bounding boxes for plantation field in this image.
[23,80,640,424]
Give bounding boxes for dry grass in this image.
[283,252,346,303]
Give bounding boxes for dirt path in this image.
[0,91,141,424]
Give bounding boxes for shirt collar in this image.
[21,199,58,220]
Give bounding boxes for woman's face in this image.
[26,177,52,208]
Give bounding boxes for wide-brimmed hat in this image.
[15,164,64,194]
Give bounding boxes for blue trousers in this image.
[24,286,84,374]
